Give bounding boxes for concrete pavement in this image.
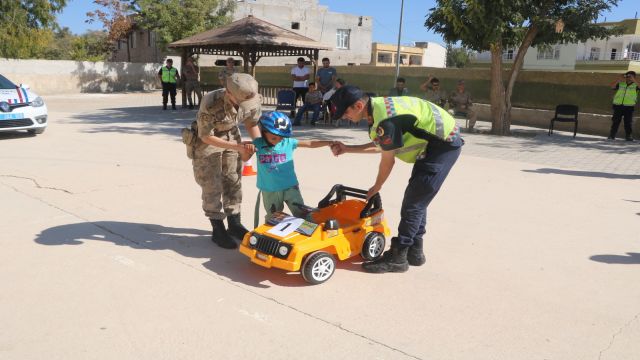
[1,92,638,360]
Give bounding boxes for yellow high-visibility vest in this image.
[369,97,458,163]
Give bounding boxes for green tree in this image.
[0,0,67,58]
[426,0,621,135]
[446,44,473,68]
[86,0,135,61]
[132,0,235,51]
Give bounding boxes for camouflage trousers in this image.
[192,150,242,220]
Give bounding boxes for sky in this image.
[58,0,640,45]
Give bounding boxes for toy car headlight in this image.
[278,245,289,256]
[249,235,258,246]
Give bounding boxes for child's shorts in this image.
[262,186,306,220]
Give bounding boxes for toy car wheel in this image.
[361,232,385,261]
[301,251,336,285]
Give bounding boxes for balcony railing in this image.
[581,51,640,61]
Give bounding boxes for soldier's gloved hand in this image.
[242,143,256,155]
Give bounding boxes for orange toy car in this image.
[239,185,391,284]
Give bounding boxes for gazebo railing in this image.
[199,84,298,107]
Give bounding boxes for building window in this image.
[291,22,300,30]
[148,31,152,47]
[336,29,350,50]
[537,45,560,60]
[409,55,422,65]
[377,52,392,64]
[589,47,600,60]
[503,49,514,60]
[129,33,137,49]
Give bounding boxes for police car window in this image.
[0,74,16,89]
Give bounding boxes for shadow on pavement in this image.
[35,221,212,258]
[33,220,365,288]
[590,252,640,265]
[522,168,640,180]
[470,130,640,155]
[67,106,196,137]
[66,106,364,142]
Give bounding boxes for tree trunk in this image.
[126,37,131,62]
[503,25,538,135]
[489,43,506,135]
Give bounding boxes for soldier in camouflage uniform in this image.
[193,73,262,249]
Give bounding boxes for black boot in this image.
[163,104,167,110]
[209,218,237,249]
[172,104,177,110]
[362,242,409,273]
[407,247,426,266]
[408,237,426,266]
[226,214,249,241]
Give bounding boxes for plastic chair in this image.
[548,104,579,138]
[275,89,297,116]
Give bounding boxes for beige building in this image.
[111,0,372,66]
[371,42,446,68]
[471,18,640,73]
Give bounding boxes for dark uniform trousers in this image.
[610,104,634,139]
[162,82,177,106]
[396,137,463,248]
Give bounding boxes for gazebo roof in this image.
[168,15,330,51]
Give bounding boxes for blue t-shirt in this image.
[253,137,299,192]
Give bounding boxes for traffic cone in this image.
[242,160,257,176]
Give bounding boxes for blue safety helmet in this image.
[259,111,292,137]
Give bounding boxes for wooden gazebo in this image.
[168,15,330,106]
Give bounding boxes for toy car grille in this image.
[254,235,281,257]
[0,119,32,128]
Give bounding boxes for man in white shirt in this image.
[291,57,310,107]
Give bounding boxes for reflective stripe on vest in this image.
[370,97,458,163]
[162,66,177,83]
[613,82,638,106]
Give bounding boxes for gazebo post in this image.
[250,50,258,77]
[180,48,187,108]
[242,47,250,74]
[311,50,319,83]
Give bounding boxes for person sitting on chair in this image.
[294,82,323,126]
[388,77,409,96]
[448,80,477,131]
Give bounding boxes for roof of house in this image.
[169,15,330,50]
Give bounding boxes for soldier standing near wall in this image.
[192,73,262,249]
[182,58,202,109]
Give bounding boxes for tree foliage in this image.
[0,0,67,58]
[132,0,235,51]
[446,44,473,68]
[425,0,622,135]
[86,0,135,60]
[43,28,111,61]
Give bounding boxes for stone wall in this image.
[2,59,161,95]
[249,65,639,137]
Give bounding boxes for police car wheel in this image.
[361,232,385,261]
[301,251,336,285]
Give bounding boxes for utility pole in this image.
[394,0,405,86]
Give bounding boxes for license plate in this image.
[0,113,23,120]
[256,253,269,261]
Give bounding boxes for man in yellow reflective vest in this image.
[608,71,637,141]
[330,86,463,273]
[157,58,180,110]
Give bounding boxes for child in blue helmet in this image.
[253,111,333,219]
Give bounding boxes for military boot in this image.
[226,214,249,241]
[408,237,426,266]
[209,218,237,249]
[362,243,409,273]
